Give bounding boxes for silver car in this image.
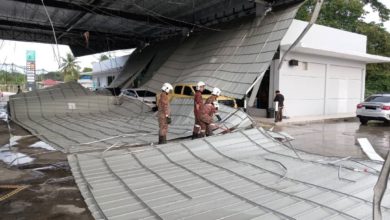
[120,89,157,108]
[356,93,390,125]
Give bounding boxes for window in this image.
[174,86,183,94]
[136,90,156,97]
[125,90,137,97]
[365,96,390,103]
[203,89,212,95]
[107,76,115,85]
[183,86,194,96]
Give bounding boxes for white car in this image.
[356,93,390,125]
[120,89,156,107]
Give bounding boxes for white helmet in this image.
[212,101,220,110]
[161,83,173,93]
[211,87,221,96]
[196,81,206,90]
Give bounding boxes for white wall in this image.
[92,56,129,72]
[92,72,118,88]
[275,19,368,117]
[92,55,128,88]
[279,52,365,117]
[281,20,367,53]
[325,65,363,115]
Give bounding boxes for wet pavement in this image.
[271,118,390,159]
[0,96,93,220]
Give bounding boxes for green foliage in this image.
[365,70,390,96]
[296,0,365,32]
[98,54,109,62]
[82,67,93,72]
[362,0,390,22]
[60,53,80,82]
[296,0,390,97]
[0,70,26,85]
[37,71,64,82]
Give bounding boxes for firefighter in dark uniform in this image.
[273,90,285,122]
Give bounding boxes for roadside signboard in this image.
[26,50,36,90]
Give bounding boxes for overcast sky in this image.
[0,1,389,73]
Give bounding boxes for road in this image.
[274,118,390,159]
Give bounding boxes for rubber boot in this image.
[192,132,201,140]
[158,135,164,144]
[161,135,167,144]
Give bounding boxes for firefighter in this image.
[192,81,206,139]
[200,87,222,137]
[199,101,220,137]
[158,83,173,144]
[205,87,221,104]
[205,87,222,121]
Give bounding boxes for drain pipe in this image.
[278,0,324,71]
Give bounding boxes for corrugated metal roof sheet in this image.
[109,38,182,88]
[68,127,390,220]
[142,5,300,99]
[9,82,253,153]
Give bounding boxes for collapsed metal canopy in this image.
[0,0,304,56]
[108,4,300,99]
[68,128,390,220]
[8,82,254,153]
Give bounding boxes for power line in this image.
[40,0,61,68]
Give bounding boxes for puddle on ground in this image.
[1,135,56,151]
[29,141,56,151]
[0,99,9,121]
[7,201,32,214]
[2,135,33,148]
[54,204,86,215]
[0,151,34,165]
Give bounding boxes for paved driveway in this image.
[272,119,390,159]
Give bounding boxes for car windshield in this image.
[203,89,212,95]
[365,95,390,103]
[136,90,156,97]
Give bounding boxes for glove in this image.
[216,114,222,122]
[166,116,172,124]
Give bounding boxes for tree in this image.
[296,0,390,96]
[0,70,26,85]
[362,0,390,22]
[38,71,63,81]
[98,54,109,62]
[60,53,80,82]
[82,67,93,72]
[296,0,365,32]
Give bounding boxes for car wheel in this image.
[359,118,368,125]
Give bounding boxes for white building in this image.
[92,55,129,89]
[252,19,390,118]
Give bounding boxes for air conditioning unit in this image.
[289,59,299,66]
